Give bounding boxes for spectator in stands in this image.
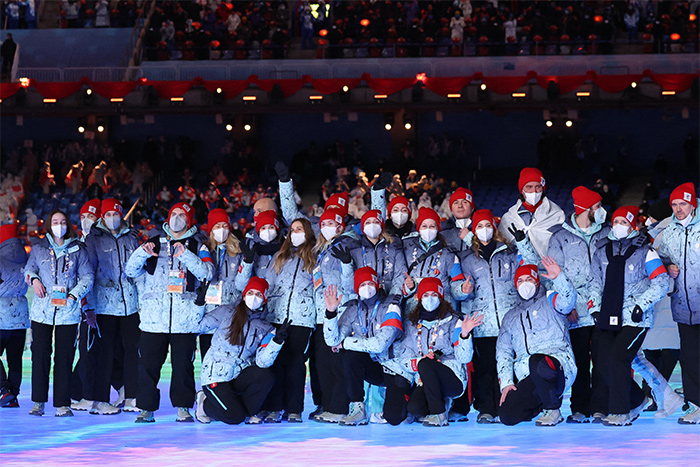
[39,162,55,195]
[65,161,84,195]
[300,6,314,50]
[624,5,640,42]
[5,1,19,29]
[1,33,17,79]
[95,0,110,28]
[62,0,80,28]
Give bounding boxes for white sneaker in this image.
[90,401,121,415]
[423,413,449,427]
[592,412,606,423]
[112,386,125,408]
[536,409,564,426]
[339,402,367,426]
[122,398,139,413]
[629,397,649,422]
[55,406,74,417]
[369,412,388,424]
[245,413,264,424]
[313,411,345,423]
[28,402,45,416]
[678,402,700,425]
[602,413,633,426]
[70,399,94,411]
[176,407,194,423]
[195,391,210,424]
[566,412,590,423]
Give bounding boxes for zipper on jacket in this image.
[489,258,501,328]
[115,237,127,316]
[684,228,691,325]
[519,313,531,355]
[285,257,301,320]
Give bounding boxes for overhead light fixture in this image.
[43,98,57,104]
[242,95,257,102]
[512,92,527,98]
[565,120,573,128]
[309,95,323,102]
[83,87,94,106]
[631,81,638,88]
[110,97,124,103]
[225,121,233,132]
[480,83,487,91]
[340,85,351,103]
[447,93,462,99]
[243,115,254,132]
[545,120,553,127]
[170,96,184,102]
[342,85,349,93]
[96,118,106,133]
[403,113,413,130]
[19,77,30,87]
[661,90,676,96]
[213,87,226,105]
[374,94,388,102]
[384,113,394,131]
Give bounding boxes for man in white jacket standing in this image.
[499,168,565,258]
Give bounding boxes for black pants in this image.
[199,334,213,362]
[94,313,140,402]
[70,320,99,401]
[594,326,648,414]
[265,325,312,414]
[499,354,566,426]
[0,329,26,396]
[642,348,680,398]
[313,324,348,414]
[569,326,596,416]
[678,323,700,406]
[342,350,412,425]
[31,321,78,407]
[307,327,323,407]
[408,358,464,416]
[469,336,499,416]
[137,332,197,412]
[203,366,275,424]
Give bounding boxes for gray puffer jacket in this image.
[0,236,29,329]
[125,225,215,333]
[313,233,360,324]
[85,220,140,316]
[207,245,252,309]
[341,235,408,297]
[24,236,94,326]
[440,218,474,254]
[265,252,317,328]
[496,273,578,391]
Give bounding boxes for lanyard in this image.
[167,239,188,270]
[49,247,70,286]
[416,322,439,357]
[358,300,381,336]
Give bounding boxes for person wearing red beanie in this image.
[168,202,195,235]
[658,181,700,424]
[611,205,640,239]
[384,195,413,238]
[319,208,345,242]
[100,198,124,234]
[441,187,476,254]
[324,192,349,217]
[499,167,565,257]
[79,199,101,238]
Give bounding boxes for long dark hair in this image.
[407,297,458,326]
[274,218,316,274]
[45,209,77,240]
[226,301,250,346]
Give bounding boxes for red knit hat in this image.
[361,210,384,230]
[207,208,231,230]
[449,187,475,209]
[168,202,194,228]
[416,207,441,231]
[514,264,540,288]
[471,209,495,234]
[518,167,546,193]
[255,210,279,234]
[670,182,697,209]
[417,277,444,300]
[0,224,16,244]
[325,192,349,216]
[319,208,345,229]
[387,196,411,215]
[354,266,379,293]
[101,198,123,218]
[612,205,640,229]
[80,199,101,218]
[242,276,269,303]
[572,186,602,215]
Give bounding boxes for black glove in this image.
[240,242,257,264]
[508,223,526,242]
[325,308,338,320]
[194,280,210,306]
[274,161,290,183]
[631,305,643,323]
[273,318,292,344]
[331,245,352,264]
[373,171,393,191]
[591,312,599,325]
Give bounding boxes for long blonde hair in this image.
[206,229,241,257]
[313,223,342,254]
[273,218,317,274]
[471,226,509,257]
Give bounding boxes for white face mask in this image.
[104,215,121,231]
[420,228,438,243]
[594,207,607,225]
[455,218,471,229]
[391,211,409,227]
[321,226,339,241]
[612,224,631,239]
[358,284,377,300]
[421,295,440,312]
[363,223,382,239]
[259,229,277,243]
[51,224,67,239]
[244,294,264,310]
[517,281,537,300]
[169,215,187,232]
[476,227,494,243]
[523,191,542,206]
[81,218,94,235]
[290,232,306,247]
[212,227,229,243]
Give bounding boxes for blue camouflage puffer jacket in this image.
[0,235,29,329]
[264,252,317,328]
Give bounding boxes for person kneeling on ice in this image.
[323,268,411,426]
[496,258,577,427]
[194,277,290,425]
[398,277,484,427]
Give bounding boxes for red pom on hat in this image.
[514,264,540,288]
[612,205,640,229]
[325,192,349,216]
[361,210,384,230]
[207,208,231,230]
[572,186,602,215]
[0,224,17,244]
[518,167,546,193]
[417,277,444,300]
[101,198,123,218]
[255,210,279,234]
[242,276,269,303]
[387,196,411,215]
[354,266,379,293]
[416,207,441,232]
[669,182,697,209]
[449,187,475,209]
[471,209,495,234]
[80,199,101,218]
[319,208,346,229]
[168,202,194,229]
